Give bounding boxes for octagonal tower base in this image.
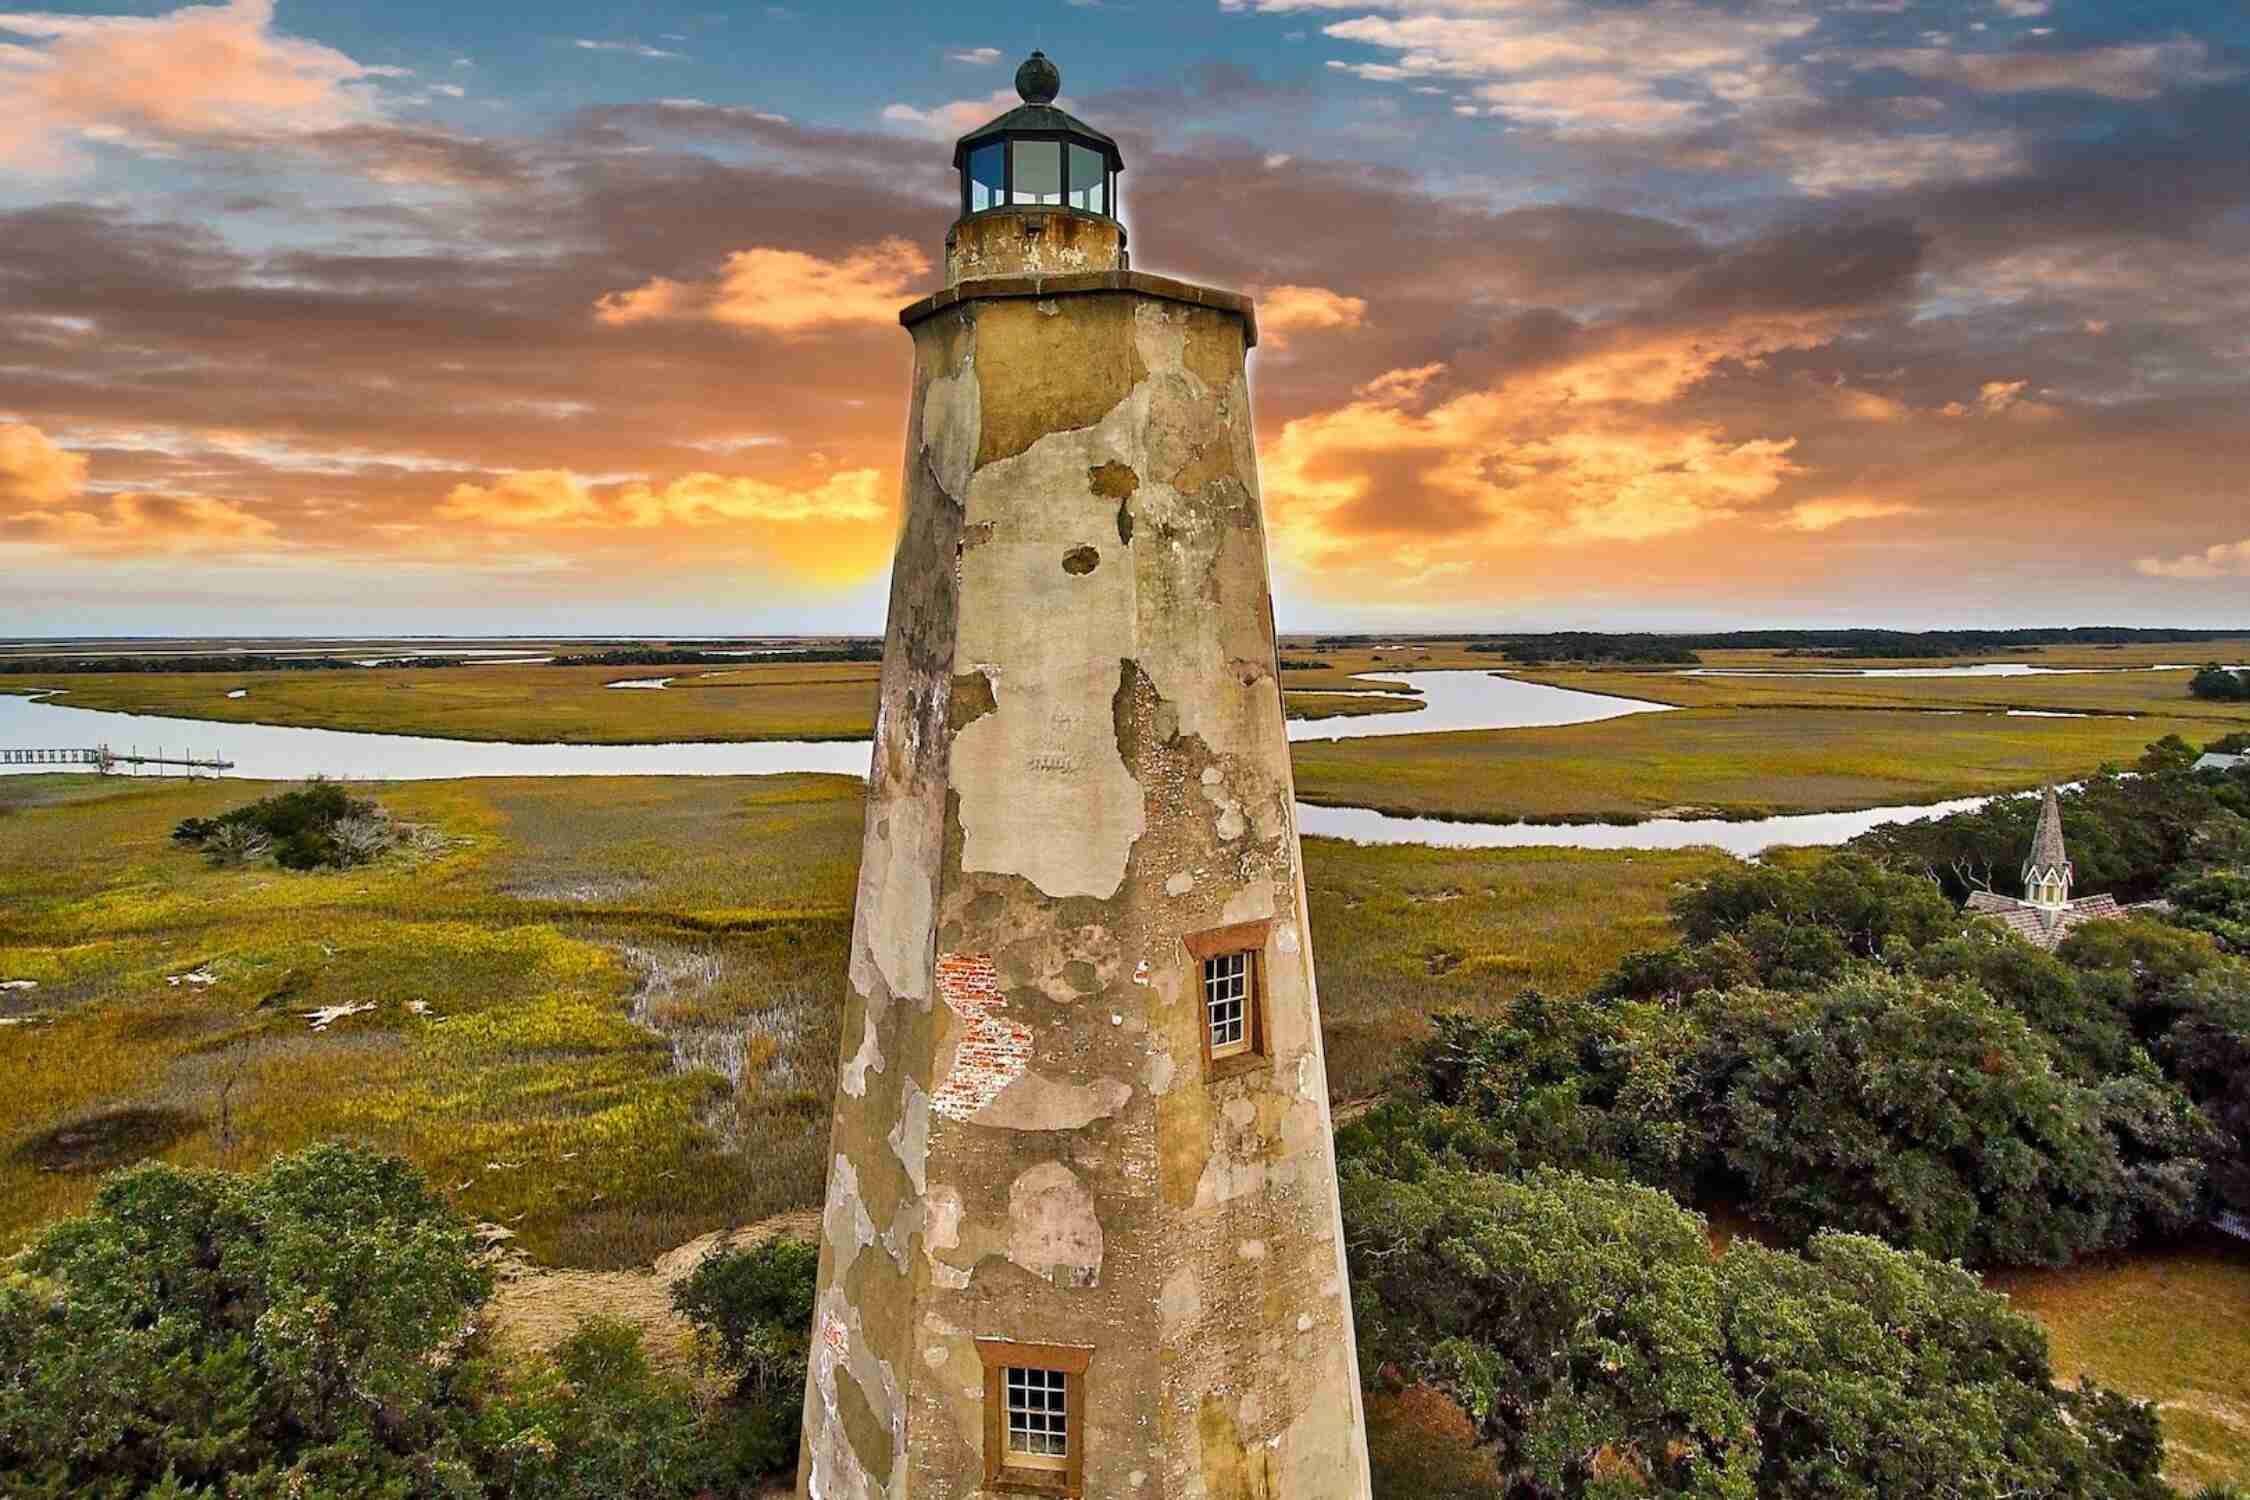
[796,266,1372,1500]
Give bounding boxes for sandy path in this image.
[485,1210,822,1381]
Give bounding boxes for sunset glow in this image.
[3,0,2246,634]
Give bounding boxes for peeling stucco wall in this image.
[945,209,1125,284]
[800,273,1369,1500]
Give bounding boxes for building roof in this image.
[1967,891,2124,951]
[2023,783,2072,884]
[2196,752,2247,772]
[952,52,1123,171]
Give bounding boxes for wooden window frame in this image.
[1184,918,1273,1081]
[976,1339,1093,1496]
[1205,950,1253,1061]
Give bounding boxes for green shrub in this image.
[1912,929,2135,1078]
[1363,967,2209,1269]
[2058,919,2228,1037]
[1343,1162,2174,1500]
[476,1318,733,1500]
[1348,998,1698,1188]
[670,1235,819,1477]
[2158,969,2250,1215]
[1670,853,1958,958]
[0,1142,490,1499]
[2190,666,2250,703]
[2142,734,2204,773]
[1853,768,2250,905]
[2166,870,2250,952]
[0,1143,804,1499]
[1701,971,2171,1266]
[173,779,396,871]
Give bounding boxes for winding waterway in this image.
[1678,663,2242,679]
[1291,795,2005,855]
[1287,670,1666,739]
[0,673,2023,854]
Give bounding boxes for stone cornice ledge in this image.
[899,271,1259,349]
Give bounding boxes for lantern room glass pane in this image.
[967,143,1005,213]
[1011,139,1062,205]
[1068,144,1107,214]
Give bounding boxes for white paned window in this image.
[1204,951,1250,1059]
[1005,1366,1070,1469]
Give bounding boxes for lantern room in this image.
[943,51,1129,283]
[954,51,1123,220]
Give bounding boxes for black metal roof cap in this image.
[951,51,1124,172]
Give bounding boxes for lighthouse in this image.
[800,51,1372,1499]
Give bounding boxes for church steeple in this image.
[2022,785,2073,908]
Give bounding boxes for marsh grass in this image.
[1286,691,1425,721]
[8,656,1414,747]
[3,664,883,744]
[1,768,1704,1261]
[0,772,857,1269]
[1527,661,2250,725]
[1989,1231,2250,1492]
[1290,707,2225,824]
[1304,838,1729,1098]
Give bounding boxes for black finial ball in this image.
[1016,49,1061,105]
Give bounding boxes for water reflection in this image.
[0,677,2027,854]
[1286,671,1668,740]
[1677,663,2237,679]
[0,692,871,780]
[1295,794,2006,855]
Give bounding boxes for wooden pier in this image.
[1,745,234,776]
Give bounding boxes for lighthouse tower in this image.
[798,50,1372,1500]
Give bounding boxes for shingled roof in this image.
[2022,783,2072,886]
[1967,890,2125,951]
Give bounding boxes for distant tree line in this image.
[0,653,462,675]
[1464,633,1703,666]
[0,645,886,674]
[1303,627,2250,660]
[546,645,880,668]
[2191,665,2250,701]
[1851,737,2250,902]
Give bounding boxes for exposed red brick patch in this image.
[930,953,1032,1122]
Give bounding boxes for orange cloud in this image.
[1940,379,2061,421]
[3,490,280,554]
[434,469,604,528]
[612,470,887,527]
[1256,317,1839,600]
[879,88,1019,139]
[1256,284,1368,350]
[1831,383,1911,422]
[595,239,931,336]
[0,0,382,174]
[434,467,895,583]
[2136,539,2250,580]
[1778,497,1921,532]
[0,421,87,505]
[439,468,887,529]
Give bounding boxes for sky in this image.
[1,0,2246,637]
